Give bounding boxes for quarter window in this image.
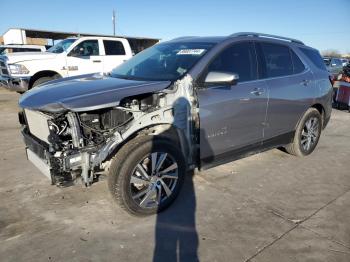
[260,43,293,77]
[103,40,126,55]
[208,42,257,82]
[299,48,327,71]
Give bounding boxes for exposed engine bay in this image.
[20,75,198,186]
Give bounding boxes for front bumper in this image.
[0,75,30,92]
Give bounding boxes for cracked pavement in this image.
[0,89,349,262]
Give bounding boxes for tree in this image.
[322,49,342,57]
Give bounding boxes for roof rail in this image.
[230,32,304,45]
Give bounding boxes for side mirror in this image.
[205,71,239,85]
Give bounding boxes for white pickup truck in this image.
[0,36,133,92]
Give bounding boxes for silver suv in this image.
[18,32,332,215]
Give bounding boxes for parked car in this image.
[17,32,332,216]
[323,57,343,76]
[0,36,133,92]
[341,58,349,67]
[0,44,46,55]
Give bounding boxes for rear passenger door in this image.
[257,42,316,140]
[198,42,268,167]
[102,40,129,72]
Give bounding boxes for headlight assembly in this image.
[8,64,30,75]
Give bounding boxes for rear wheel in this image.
[108,136,186,216]
[285,108,322,156]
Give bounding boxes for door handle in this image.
[93,60,102,63]
[250,88,264,96]
[301,79,311,86]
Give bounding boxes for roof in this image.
[3,28,160,42]
[168,36,226,43]
[167,32,305,46]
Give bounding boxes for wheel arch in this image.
[311,103,326,128]
[106,124,190,164]
[29,70,62,89]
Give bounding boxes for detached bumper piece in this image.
[22,129,72,185]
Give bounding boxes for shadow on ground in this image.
[153,171,199,262]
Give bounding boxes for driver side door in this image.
[66,39,103,76]
[197,41,268,168]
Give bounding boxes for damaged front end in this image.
[19,75,198,186]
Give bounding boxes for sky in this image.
[1,0,350,53]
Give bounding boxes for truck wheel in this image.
[285,108,322,157]
[108,135,186,216]
[32,75,59,88]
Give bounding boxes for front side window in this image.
[103,40,126,55]
[207,42,257,82]
[47,39,76,54]
[112,42,214,81]
[261,43,293,77]
[69,40,99,57]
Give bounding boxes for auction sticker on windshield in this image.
[177,49,206,55]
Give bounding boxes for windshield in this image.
[111,42,215,81]
[47,39,76,54]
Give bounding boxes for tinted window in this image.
[70,40,99,56]
[208,42,257,82]
[12,48,41,52]
[299,48,327,71]
[103,40,126,55]
[261,43,293,77]
[290,50,305,74]
[333,59,342,66]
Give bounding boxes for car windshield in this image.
[47,39,76,54]
[111,42,215,81]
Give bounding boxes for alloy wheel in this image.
[130,152,179,208]
[300,117,319,152]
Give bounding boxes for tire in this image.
[108,135,186,216]
[285,108,322,157]
[32,75,59,88]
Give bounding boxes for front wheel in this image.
[285,108,322,156]
[108,136,186,216]
[32,75,60,89]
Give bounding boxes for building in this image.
[1,28,159,53]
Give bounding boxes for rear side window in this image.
[208,42,257,82]
[299,48,327,71]
[260,43,293,77]
[103,40,126,55]
[290,50,305,74]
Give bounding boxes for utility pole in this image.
[112,9,116,36]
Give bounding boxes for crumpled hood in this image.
[5,52,58,63]
[19,73,171,112]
